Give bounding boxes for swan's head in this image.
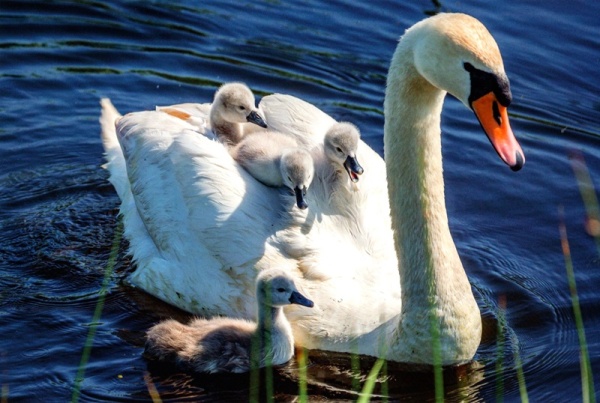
[280,148,314,210]
[324,122,364,182]
[403,13,524,171]
[213,82,267,128]
[256,269,314,308]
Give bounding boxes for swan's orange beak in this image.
[472,92,525,171]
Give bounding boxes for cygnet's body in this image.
[231,131,314,209]
[208,82,267,146]
[303,122,367,217]
[145,269,314,374]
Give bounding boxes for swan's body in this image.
[156,102,211,133]
[100,13,524,365]
[231,131,314,209]
[145,269,314,374]
[253,93,337,148]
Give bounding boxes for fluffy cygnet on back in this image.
[322,122,364,183]
[231,131,315,210]
[155,83,265,145]
[144,269,314,374]
[209,82,267,146]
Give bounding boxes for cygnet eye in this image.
[336,147,343,153]
[238,105,246,111]
[276,287,286,293]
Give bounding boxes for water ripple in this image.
[2,0,600,401]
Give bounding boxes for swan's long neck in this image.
[384,43,481,364]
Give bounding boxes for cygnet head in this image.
[280,149,314,210]
[213,82,267,128]
[256,269,314,308]
[324,122,364,182]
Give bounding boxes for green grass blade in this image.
[499,295,530,403]
[296,347,309,403]
[496,295,506,403]
[264,288,274,403]
[71,218,123,402]
[430,309,444,402]
[249,331,260,403]
[351,339,361,393]
[143,372,163,403]
[357,358,386,403]
[513,342,529,403]
[558,207,596,403]
[569,151,600,255]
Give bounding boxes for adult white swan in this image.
[100,13,524,365]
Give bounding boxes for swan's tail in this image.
[99,98,130,201]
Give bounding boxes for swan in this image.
[144,268,314,374]
[100,13,524,365]
[159,82,268,146]
[231,131,315,210]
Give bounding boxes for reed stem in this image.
[357,358,386,403]
[297,347,308,403]
[558,206,596,403]
[495,295,506,403]
[71,218,123,403]
[569,151,600,255]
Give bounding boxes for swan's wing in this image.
[101,101,403,349]
[112,110,291,317]
[258,94,337,147]
[99,99,129,200]
[156,102,213,136]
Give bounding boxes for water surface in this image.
[1,0,600,401]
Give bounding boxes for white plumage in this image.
[100,13,524,365]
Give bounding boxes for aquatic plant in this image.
[71,219,123,403]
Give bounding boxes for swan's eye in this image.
[277,287,286,293]
[238,105,246,111]
[336,147,343,154]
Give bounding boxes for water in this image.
[1,0,599,401]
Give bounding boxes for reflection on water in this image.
[1,0,599,401]
[140,343,489,401]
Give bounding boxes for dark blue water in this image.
[1,0,599,401]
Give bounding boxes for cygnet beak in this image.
[294,186,308,210]
[289,290,314,308]
[343,156,364,182]
[246,110,267,128]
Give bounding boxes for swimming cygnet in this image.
[323,122,364,183]
[144,269,314,374]
[231,131,315,209]
[209,82,267,146]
